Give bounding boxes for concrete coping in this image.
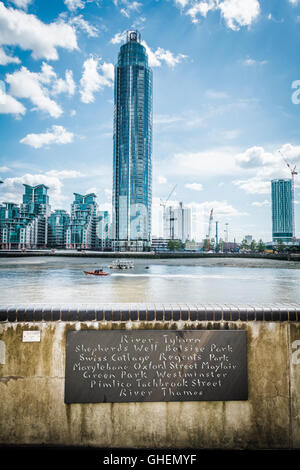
[0,303,299,322]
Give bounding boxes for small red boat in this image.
[84,269,110,276]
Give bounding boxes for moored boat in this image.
[109,259,134,269]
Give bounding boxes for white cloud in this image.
[0,87,25,115]
[243,58,256,66]
[101,61,114,82]
[51,70,76,96]
[186,1,216,23]
[10,0,32,8]
[235,146,276,168]
[1,170,87,208]
[6,65,62,117]
[174,0,260,30]
[205,89,229,99]
[252,200,269,207]
[5,63,75,117]
[64,0,85,11]
[20,125,74,149]
[289,0,300,5]
[0,46,20,65]
[110,32,187,68]
[45,169,84,178]
[174,0,190,8]
[110,30,127,44]
[234,177,270,194]
[119,1,141,18]
[154,114,184,126]
[79,56,114,103]
[157,175,167,184]
[69,15,99,37]
[163,143,299,197]
[171,148,238,177]
[0,2,78,60]
[279,143,300,162]
[0,166,10,172]
[187,200,248,218]
[242,57,267,66]
[219,0,260,30]
[233,143,300,194]
[1,173,67,207]
[142,41,187,68]
[185,183,203,191]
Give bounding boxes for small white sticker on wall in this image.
[22,331,41,343]
[0,340,5,364]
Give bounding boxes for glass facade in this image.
[113,30,152,251]
[0,184,50,249]
[22,184,50,216]
[48,210,70,248]
[97,210,112,250]
[271,179,293,242]
[66,193,98,249]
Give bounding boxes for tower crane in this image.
[205,208,213,251]
[160,184,177,209]
[278,150,298,242]
[160,184,177,239]
[215,220,219,252]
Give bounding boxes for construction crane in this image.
[160,184,177,239]
[215,221,219,252]
[160,184,177,209]
[205,208,213,251]
[278,150,298,242]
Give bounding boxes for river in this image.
[0,256,299,306]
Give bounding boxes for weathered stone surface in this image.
[0,321,299,448]
[290,322,300,448]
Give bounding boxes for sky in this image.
[0,0,300,242]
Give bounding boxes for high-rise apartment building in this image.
[271,179,293,243]
[112,30,152,252]
[20,184,51,247]
[48,210,70,248]
[0,184,50,249]
[66,193,98,250]
[0,202,20,249]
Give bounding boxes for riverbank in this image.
[0,250,299,261]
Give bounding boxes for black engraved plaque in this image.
[64,330,247,403]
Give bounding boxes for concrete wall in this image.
[0,319,299,449]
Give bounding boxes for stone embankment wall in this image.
[0,251,299,261]
[0,305,299,449]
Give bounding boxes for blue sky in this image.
[0,0,300,241]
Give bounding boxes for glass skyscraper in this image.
[112,30,152,251]
[271,179,293,243]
